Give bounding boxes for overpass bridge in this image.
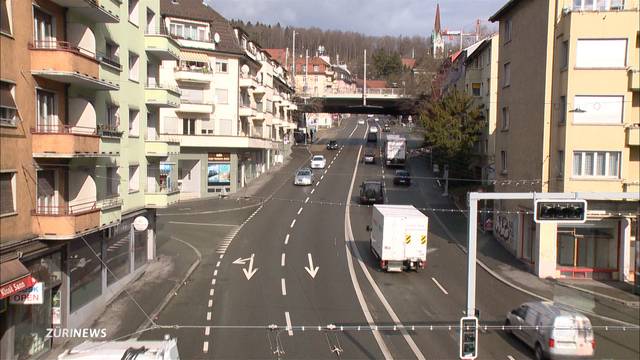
[295,88,418,115]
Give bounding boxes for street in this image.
[141,117,640,359]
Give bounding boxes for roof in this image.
[465,37,493,64]
[265,48,288,66]
[401,58,417,69]
[489,0,522,22]
[374,204,427,219]
[160,0,243,55]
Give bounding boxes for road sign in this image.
[534,199,587,224]
[459,316,478,359]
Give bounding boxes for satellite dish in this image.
[241,64,249,75]
[213,32,221,44]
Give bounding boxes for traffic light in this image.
[534,199,587,224]
[459,316,478,360]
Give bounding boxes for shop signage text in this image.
[10,282,43,305]
[208,152,231,162]
[0,275,38,299]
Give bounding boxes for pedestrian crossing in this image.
[215,203,264,254]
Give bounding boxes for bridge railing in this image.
[299,88,407,98]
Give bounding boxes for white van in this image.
[505,302,595,360]
[58,337,180,360]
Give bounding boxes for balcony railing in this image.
[145,26,170,36]
[97,123,123,137]
[30,40,97,60]
[33,200,98,216]
[97,51,121,69]
[32,124,97,135]
[146,82,182,94]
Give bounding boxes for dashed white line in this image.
[507,356,515,360]
[211,279,216,285]
[305,197,309,203]
[208,299,213,307]
[284,234,290,245]
[204,326,210,336]
[285,312,294,336]
[216,261,221,267]
[206,311,212,321]
[219,254,224,259]
[290,219,296,228]
[328,164,332,169]
[209,289,214,296]
[281,278,287,296]
[431,277,449,295]
[203,341,209,353]
[297,207,303,215]
[281,253,286,267]
[213,270,218,277]
[310,188,315,194]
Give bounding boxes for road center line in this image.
[204,326,210,336]
[208,299,213,307]
[297,207,303,215]
[305,197,309,203]
[281,253,286,267]
[216,261,221,267]
[213,270,218,277]
[284,234,290,245]
[285,312,293,336]
[203,341,209,353]
[507,356,515,360]
[320,175,324,180]
[209,288,214,296]
[211,279,216,285]
[281,278,287,296]
[431,277,449,295]
[310,188,315,194]
[206,311,212,321]
[290,219,296,228]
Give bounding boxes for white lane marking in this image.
[216,261,221,267]
[168,221,238,227]
[211,279,216,285]
[310,188,315,194]
[285,312,294,336]
[507,356,515,360]
[297,207,303,215]
[213,270,218,277]
[203,341,209,353]
[219,254,224,259]
[281,253,286,267]
[305,197,309,203]
[431,277,449,295]
[209,289,214,296]
[206,311,212,321]
[328,164,331,169]
[204,326,210,336]
[281,278,287,296]
[290,219,296,228]
[321,175,324,180]
[316,181,320,187]
[324,170,328,174]
[284,234,290,245]
[208,299,213,308]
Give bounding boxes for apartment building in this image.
[489,0,639,281]
[0,0,173,358]
[157,0,296,198]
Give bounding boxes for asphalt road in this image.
[142,116,639,359]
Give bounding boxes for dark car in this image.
[393,170,411,185]
[326,140,339,150]
[359,181,384,205]
[367,132,377,143]
[363,150,375,164]
[383,124,391,132]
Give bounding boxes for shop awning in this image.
[179,51,209,63]
[0,83,17,110]
[0,259,38,299]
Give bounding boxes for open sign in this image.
[10,282,43,305]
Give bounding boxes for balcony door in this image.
[36,90,56,132]
[37,170,58,215]
[33,7,55,47]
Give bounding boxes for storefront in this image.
[207,152,232,195]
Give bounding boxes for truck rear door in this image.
[403,219,428,261]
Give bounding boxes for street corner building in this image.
[487,0,639,282]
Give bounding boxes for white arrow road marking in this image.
[232,257,251,265]
[304,253,319,278]
[242,253,258,280]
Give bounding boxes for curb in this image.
[550,281,640,308]
[133,236,203,337]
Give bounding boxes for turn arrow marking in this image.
[242,254,258,280]
[232,257,251,265]
[304,253,319,279]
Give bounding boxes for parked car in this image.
[393,170,411,185]
[294,168,314,186]
[359,180,385,205]
[326,140,339,150]
[363,150,376,164]
[310,155,326,169]
[505,302,595,360]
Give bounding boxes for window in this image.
[169,21,208,41]
[183,118,196,135]
[313,64,319,72]
[504,19,512,42]
[501,107,510,130]
[572,151,620,178]
[36,90,56,131]
[215,88,228,104]
[573,0,624,10]
[561,40,569,69]
[128,109,139,136]
[0,81,18,126]
[216,61,228,73]
[106,104,119,129]
[128,52,139,81]
[218,118,233,135]
[503,62,511,87]
[69,234,102,312]
[128,0,139,25]
[500,151,508,174]
[558,150,565,177]
[572,95,623,124]
[0,171,16,215]
[106,167,119,197]
[575,39,627,68]
[128,165,140,192]
[1,0,12,35]
[559,96,567,124]
[486,78,491,95]
[103,40,120,68]
[471,83,481,96]
[33,7,54,44]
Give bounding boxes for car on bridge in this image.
[359,180,384,205]
[294,168,314,186]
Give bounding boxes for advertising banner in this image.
[208,163,231,186]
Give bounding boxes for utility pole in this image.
[292,30,296,76]
[363,49,367,107]
[304,49,309,95]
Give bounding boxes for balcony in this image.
[145,83,181,108]
[253,85,266,95]
[240,76,257,88]
[32,201,100,238]
[272,94,282,102]
[49,0,119,23]
[239,105,256,117]
[30,41,118,90]
[178,99,214,114]
[99,196,122,228]
[253,111,265,121]
[626,125,640,146]
[145,28,180,61]
[145,188,180,208]
[145,139,180,157]
[629,69,640,92]
[174,67,214,84]
[31,125,115,158]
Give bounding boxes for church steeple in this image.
[434,3,441,34]
[431,3,445,58]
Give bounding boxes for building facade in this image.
[0,0,170,359]
[489,0,639,281]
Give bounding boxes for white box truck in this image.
[368,204,429,272]
[385,135,407,167]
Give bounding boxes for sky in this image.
[207,0,505,37]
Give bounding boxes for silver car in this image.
[506,302,595,360]
[294,168,314,186]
